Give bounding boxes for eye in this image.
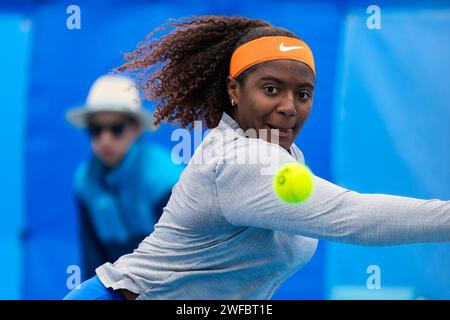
[264,85,279,95]
[297,91,311,102]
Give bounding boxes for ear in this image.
[227,76,240,105]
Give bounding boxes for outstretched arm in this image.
[215,140,450,246]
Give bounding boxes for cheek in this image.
[247,96,276,121]
[91,140,99,151]
[119,132,136,151]
[295,109,311,132]
[239,89,275,127]
[298,102,312,118]
[115,139,128,153]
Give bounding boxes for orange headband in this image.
[229,36,315,78]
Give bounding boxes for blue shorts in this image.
[63,275,125,300]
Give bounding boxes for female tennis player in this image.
[64,15,450,300]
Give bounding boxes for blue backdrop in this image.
[329,3,450,299]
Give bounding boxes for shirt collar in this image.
[219,112,241,130]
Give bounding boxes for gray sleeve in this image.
[214,139,450,246]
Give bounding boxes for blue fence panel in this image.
[329,5,450,299]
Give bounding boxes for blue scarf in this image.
[75,142,182,243]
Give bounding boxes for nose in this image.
[276,92,296,117]
[96,130,114,144]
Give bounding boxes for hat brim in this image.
[66,105,157,131]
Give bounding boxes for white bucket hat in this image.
[66,75,155,130]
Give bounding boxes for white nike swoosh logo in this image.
[279,42,304,52]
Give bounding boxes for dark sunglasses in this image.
[87,122,129,139]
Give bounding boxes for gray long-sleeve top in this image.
[96,112,450,299]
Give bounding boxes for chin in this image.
[279,138,293,149]
[101,157,119,167]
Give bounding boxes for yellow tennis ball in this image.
[273,163,314,204]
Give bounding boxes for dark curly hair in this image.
[116,16,299,129]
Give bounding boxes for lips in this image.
[100,149,114,158]
[266,123,294,138]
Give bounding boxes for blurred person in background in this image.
[66,75,183,280]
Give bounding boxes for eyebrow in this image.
[258,76,315,89]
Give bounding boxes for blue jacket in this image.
[75,141,183,279]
